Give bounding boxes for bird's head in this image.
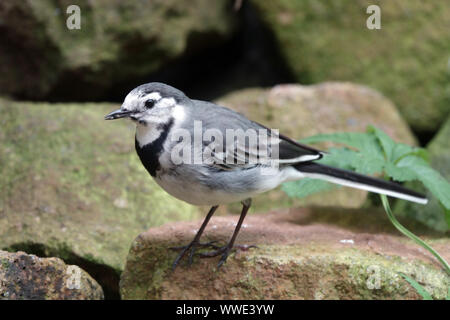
[104,82,188,125]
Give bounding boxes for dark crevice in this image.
[112,0,295,102]
[34,1,295,103]
[4,243,121,300]
[416,130,438,147]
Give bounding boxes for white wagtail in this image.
[105,82,427,269]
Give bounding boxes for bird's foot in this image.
[199,244,257,269]
[170,240,219,270]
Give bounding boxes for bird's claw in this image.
[199,244,258,269]
[170,240,220,270]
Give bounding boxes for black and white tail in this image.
[294,162,428,204]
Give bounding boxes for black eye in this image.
[145,99,155,109]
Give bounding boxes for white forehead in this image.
[123,91,162,110]
[145,92,162,100]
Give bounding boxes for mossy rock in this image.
[216,83,417,213]
[0,0,236,99]
[251,0,450,132]
[0,250,104,300]
[394,115,450,232]
[120,207,449,299]
[0,99,200,277]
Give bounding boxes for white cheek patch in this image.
[172,104,186,123]
[157,97,176,108]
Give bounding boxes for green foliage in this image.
[282,126,450,226]
[398,272,450,300]
[398,273,433,300]
[381,195,449,277]
[281,178,334,199]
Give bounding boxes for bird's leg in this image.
[199,199,256,268]
[171,205,219,270]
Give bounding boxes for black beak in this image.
[104,108,133,120]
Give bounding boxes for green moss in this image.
[1,0,236,98]
[0,99,201,272]
[0,259,9,271]
[252,0,450,131]
[235,273,267,299]
[243,245,449,299]
[120,241,174,300]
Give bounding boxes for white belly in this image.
[153,166,303,206]
[154,174,253,206]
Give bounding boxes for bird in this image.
[105,82,428,270]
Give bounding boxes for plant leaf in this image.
[368,126,397,161]
[384,162,418,182]
[289,128,450,212]
[301,132,385,174]
[282,178,335,199]
[398,273,433,300]
[396,156,450,209]
[300,131,382,158]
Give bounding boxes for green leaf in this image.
[392,144,429,164]
[281,145,385,199]
[317,147,356,170]
[396,156,450,209]
[368,126,397,161]
[302,131,386,171]
[384,162,418,182]
[350,153,385,175]
[300,131,382,156]
[290,127,450,213]
[382,195,450,276]
[391,143,415,162]
[398,273,433,300]
[282,179,335,199]
[368,125,430,164]
[444,205,450,230]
